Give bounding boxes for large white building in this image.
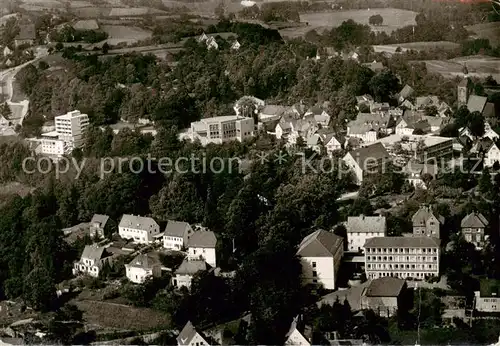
[346,215,387,252]
[54,110,90,150]
[188,116,254,146]
[125,253,162,284]
[118,214,160,244]
[32,110,90,157]
[364,237,441,280]
[297,229,344,290]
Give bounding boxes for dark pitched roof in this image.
[461,212,488,228]
[297,229,343,257]
[126,253,159,270]
[175,259,210,275]
[412,206,444,226]
[364,236,441,248]
[164,220,190,237]
[188,231,217,248]
[81,245,105,261]
[346,143,390,165]
[365,277,405,297]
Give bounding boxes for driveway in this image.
[407,275,450,290]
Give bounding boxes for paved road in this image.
[0,47,48,126]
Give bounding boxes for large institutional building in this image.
[364,236,441,280]
[31,110,90,157]
[188,115,254,146]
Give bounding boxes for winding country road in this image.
[0,47,49,126]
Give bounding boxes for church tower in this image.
[457,64,471,107]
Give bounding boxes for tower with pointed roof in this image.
[457,64,472,107]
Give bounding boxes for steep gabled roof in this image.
[399,84,414,100]
[126,253,159,270]
[164,220,190,237]
[188,231,217,248]
[345,143,390,166]
[119,214,158,231]
[175,259,210,275]
[297,229,343,258]
[365,277,405,297]
[461,212,488,228]
[177,321,205,345]
[346,215,386,234]
[412,206,444,226]
[81,245,105,261]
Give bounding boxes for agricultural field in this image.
[19,0,63,11]
[161,0,244,16]
[465,22,500,46]
[100,25,153,45]
[372,41,461,54]
[418,55,500,82]
[73,299,171,331]
[299,8,417,34]
[69,1,95,8]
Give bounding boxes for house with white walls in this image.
[125,253,162,284]
[485,143,500,168]
[118,214,160,244]
[72,245,112,278]
[173,259,211,289]
[187,231,217,267]
[163,220,193,251]
[297,229,344,290]
[346,215,387,252]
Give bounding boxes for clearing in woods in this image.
[100,25,153,45]
[291,8,417,38]
[465,22,500,46]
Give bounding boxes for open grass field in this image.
[465,22,500,46]
[72,6,113,18]
[299,8,417,34]
[73,299,171,331]
[70,1,95,8]
[417,55,500,82]
[101,25,153,45]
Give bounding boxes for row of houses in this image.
[73,215,218,289]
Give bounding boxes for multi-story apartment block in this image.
[54,110,90,151]
[346,215,386,252]
[189,116,254,146]
[118,214,160,244]
[364,237,441,280]
[412,205,444,238]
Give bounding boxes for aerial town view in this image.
[0,0,500,344]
